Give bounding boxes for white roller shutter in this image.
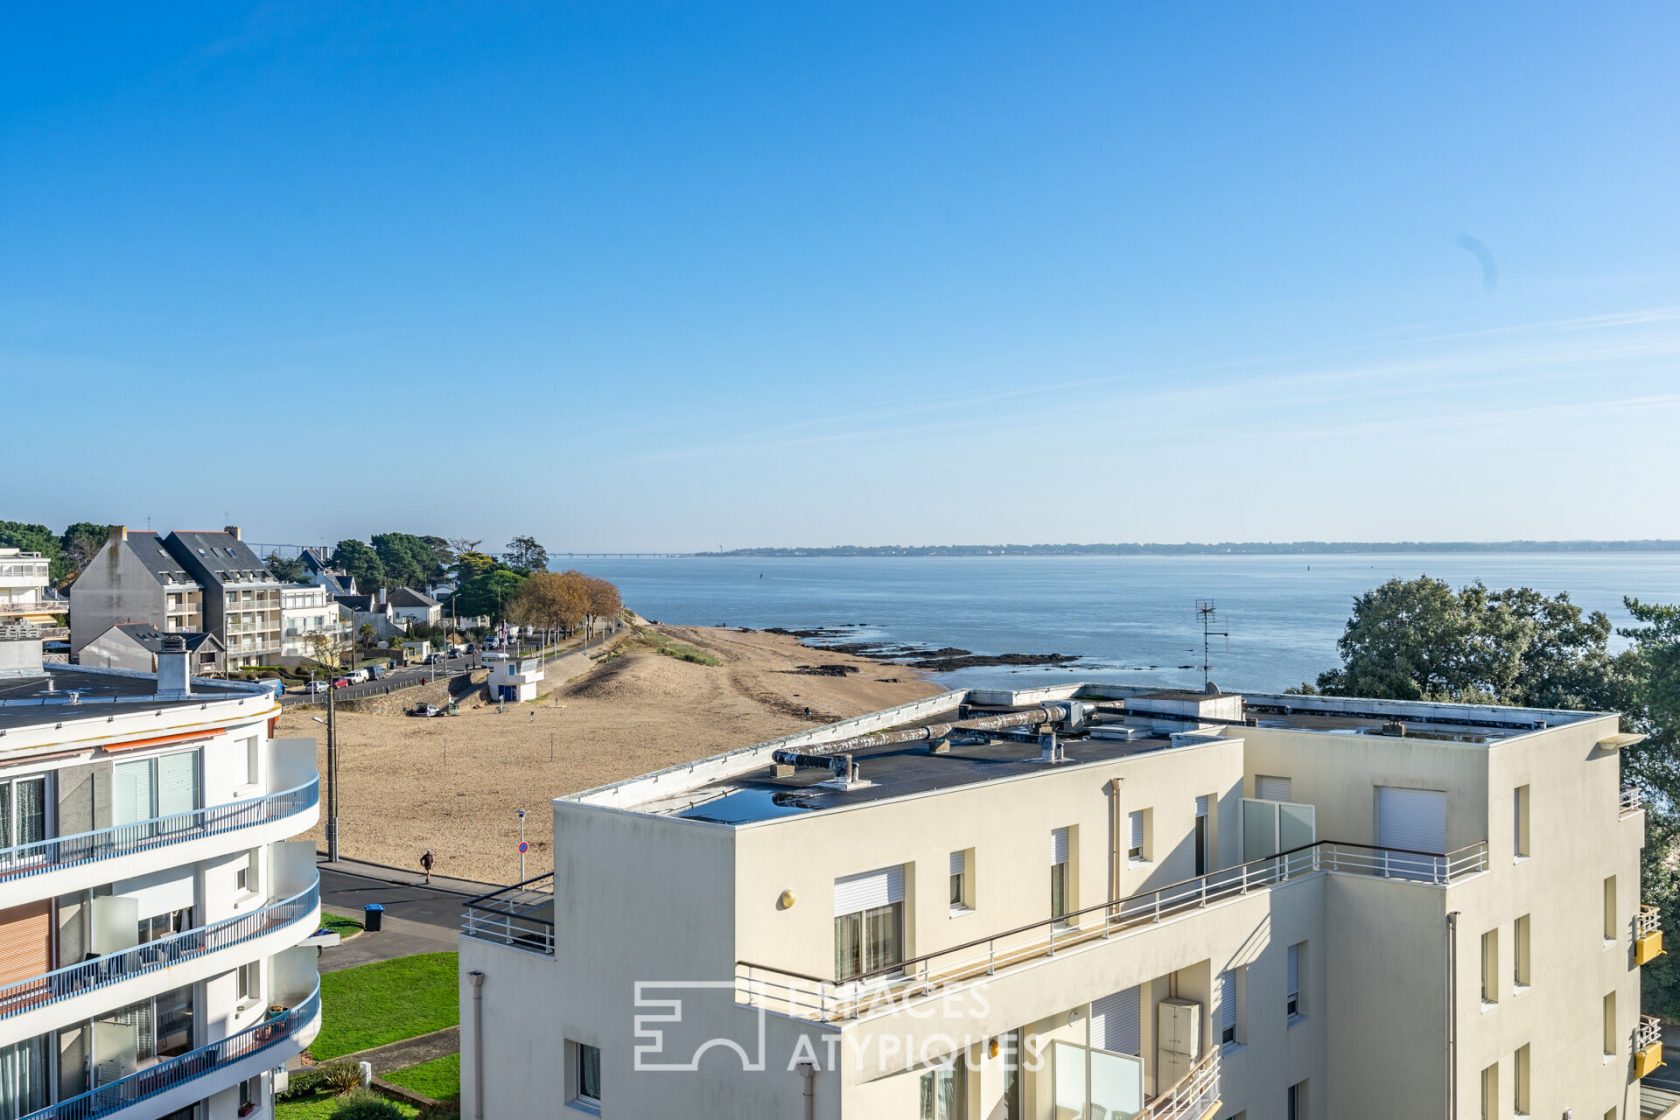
[1219,971,1236,1032]
[112,761,153,825]
[1256,775,1292,802]
[1287,944,1301,1001]
[1050,827,1070,866]
[949,851,964,877]
[1128,812,1144,851]
[1092,986,1141,1055]
[156,752,199,818]
[1195,795,1210,818]
[1375,787,1447,853]
[833,866,905,916]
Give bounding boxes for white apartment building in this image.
[459,682,1665,1120]
[0,625,321,1120]
[0,551,56,627]
[278,585,349,664]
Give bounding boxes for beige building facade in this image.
[460,683,1664,1120]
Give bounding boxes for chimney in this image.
[378,587,387,607]
[110,525,128,543]
[224,525,242,541]
[157,634,192,698]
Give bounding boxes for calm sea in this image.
[568,554,1680,693]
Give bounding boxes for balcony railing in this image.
[1623,787,1645,817]
[0,883,318,1021]
[0,779,319,883]
[1138,1048,1220,1120]
[1640,1015,1664,1051]
[22,982,321,1120]
[1640,905,1663,937]
[738,838,1489,1022]
[462,873,555,955]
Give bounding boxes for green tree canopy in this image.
[265,553,307,582]
[58,522,113,577]
[503,535,549,574]
[332,539,386,592]
[1308,576,1629,710]
[371,532,442,590]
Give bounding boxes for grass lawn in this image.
[385,1053,460,1103]
[275,1090,421,1119]
[310,952,459,1060]
[319,909,363,938]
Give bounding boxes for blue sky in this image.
[4,3,1678,551]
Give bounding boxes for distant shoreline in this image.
[694,540,1680,558]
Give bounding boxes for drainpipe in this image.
[468,971,486,1120]
[1107,778,1124,915]
[798,1060,816,1120]
[1445,912,1458,1120]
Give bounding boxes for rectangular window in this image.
[1513,786,1530,859]
[1051,827,1071,923]
[1513,915,1531,988]
[1219,969,1239,1046]
[574,1042,602,1107]
[1604,875,1618,942]
[834,866,906,982]
[949,851,970,912]
[919,1057,966,1120]
[1481,1063,1498,1120]
[0,775,48,850]
[1287,942,1304,1020]
[1514,1043,1530,1115]
[1287,1080,1306,1120]
[235,850,259,896]
[237,961,260,1006]
[239,1076,261,1109]
[1256,775,1293,802]
[1194,795,1211,876]
[241,737,259,787]
[1604,991,1617,1056]
[1127,810,1147,862]
[1481,929,1499,1004]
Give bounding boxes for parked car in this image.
[332,677,351,689]
[304,680,330,695]
[411,703,443,718]
[368,664,386,680]
[346,668,370,685]
[428,653,448,665]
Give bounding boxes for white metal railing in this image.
[1139,1048,1220,1120]
[0,883,317,1020]
[1623,787,1645,817]
[737,838,1489,1021]
[22,982,320,1120]
[0,779,318,883]
[462,873,555,955]
[1640,905,1663,937]
[1639,1015,1663,1051]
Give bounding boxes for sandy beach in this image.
[275,624,943,886]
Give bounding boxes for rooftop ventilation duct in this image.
[156,634,192,700]
[770,702,1092,768]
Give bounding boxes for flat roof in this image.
[579,682,1603,822]
[0,664,264,733]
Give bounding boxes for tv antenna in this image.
[1193,600,1230,690]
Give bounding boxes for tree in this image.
[0,521,67,583]
[266,553,307,582]
[371,532,434,590]
[59,522,113,577]
[304,630,342,669]
[561,570,623,640]
[1307,577,1626,708]
[503,535,549,575]
[452,550,527,621]
[508,571,589,635]
[332,539,386,593]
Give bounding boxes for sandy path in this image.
[277,625,942,885]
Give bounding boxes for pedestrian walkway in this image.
[316,860,510,971]
[337,1025,460,1073]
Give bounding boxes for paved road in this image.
[315,862,492,970]
[280,656,482,707]
[1648,1044,1680,1091]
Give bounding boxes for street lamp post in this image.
[516,808,528,880]
[311,689,341,864]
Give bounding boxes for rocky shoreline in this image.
[762,625,1082,674]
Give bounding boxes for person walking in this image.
[420,848,435,885]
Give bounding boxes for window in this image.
[1287,1080,1306,1120]
[0,1038,46,1115]
[1513,786,1530,859]
[241,737,259,787]
[919,1058,966,1120]
[113,752,200,830]
[1604,875,1618,942]
[1256,775,1292,802]
[1286,942,1304,1020]
[237,961,261,1006]
[239,1076,261,1110]
[1050,828,1071,923]
[235,850,259,896]
[1219,969,1240,1047]
[1604,991,1617,1056]
[1127,810,1147,862]
[1481,1063,1497,1120]
[834,866,906,982]
[1194,795,1211,875]
[563,1041,601,1111]
[139,908,192,945]
[1514,1043,1530,1115]
[1513,915,1531,989]
[949,851,970,913]
[0,775,48,850]
[1481,929,1498,1004]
